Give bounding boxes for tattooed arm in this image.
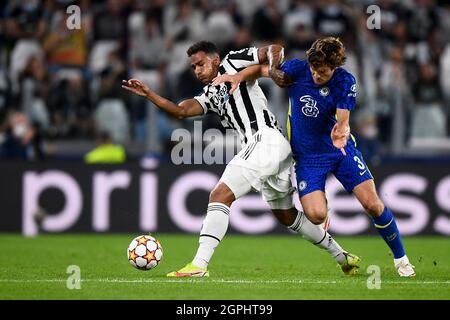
[212,45,293,93]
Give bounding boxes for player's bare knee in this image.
[209,183,235,207]
[362,198,384,217]
[305,208,327,225]
[308,215,326,225]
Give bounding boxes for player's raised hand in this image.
[122,79,150,97]
[211,74,241,94]
[331,123,350,156]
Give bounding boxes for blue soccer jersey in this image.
[280,59,409,266]
[281,59,357,159]
[280,58,373,196]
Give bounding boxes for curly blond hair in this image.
[306,37,346,69]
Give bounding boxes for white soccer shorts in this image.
[220,127,295,208]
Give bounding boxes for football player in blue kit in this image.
[213,37,415,277]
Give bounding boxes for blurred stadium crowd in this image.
[0,0,449,162]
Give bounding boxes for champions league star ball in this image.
[127,235,163,270]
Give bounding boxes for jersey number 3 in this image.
[354,156,366,170]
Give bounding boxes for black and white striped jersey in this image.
[194,47,281,145]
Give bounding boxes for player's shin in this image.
[372,206,406,259]
[192,202,230,269]
[288,210,347,264]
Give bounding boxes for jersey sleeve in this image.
[335,74,357,111]
[280,59,306,81]
[193,87,210,115]
[224,47,259,70]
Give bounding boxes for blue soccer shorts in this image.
[294,146,373,198]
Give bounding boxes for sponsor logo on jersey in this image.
[299,95,319,117]
[348,84,357,97]
[211,85,229,108]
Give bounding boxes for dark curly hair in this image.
[306,37,346,69]
[187,41,219,57]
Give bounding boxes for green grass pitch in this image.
[0,234,449,300]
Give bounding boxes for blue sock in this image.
[372,207,405,259]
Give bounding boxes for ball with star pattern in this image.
[127,235,163,270]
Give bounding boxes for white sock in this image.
[192,202,230,269]
[288,211,346,264]
[394,255,408,266]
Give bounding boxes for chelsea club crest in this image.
[319,87,330,96]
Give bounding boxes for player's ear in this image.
[212,53,220,66]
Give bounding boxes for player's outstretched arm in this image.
[211,65,268,94]
[122,79,204,119]
[331,108,351,156]
[211,44,293,93]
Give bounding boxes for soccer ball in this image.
[127,235,163,270]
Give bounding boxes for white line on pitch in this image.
[0,279,449,285]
